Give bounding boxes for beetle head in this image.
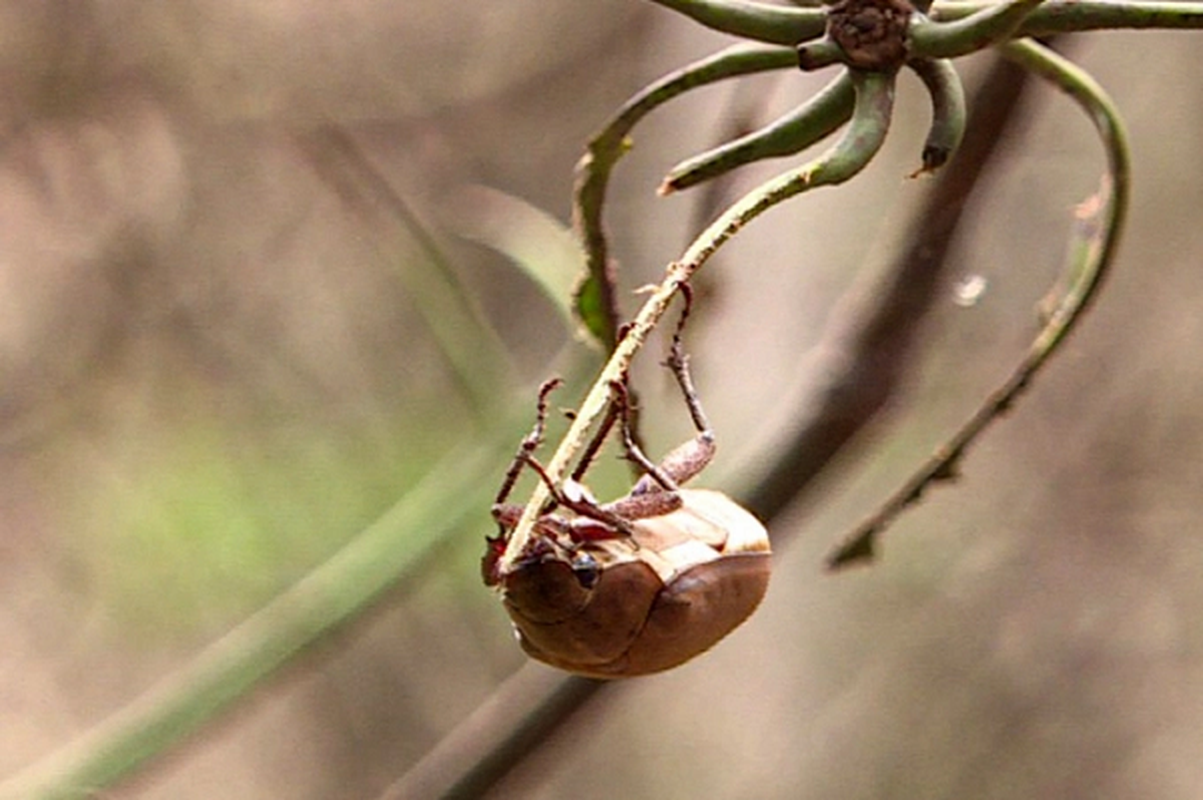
[484,509,584,588]
[503,551,597,624]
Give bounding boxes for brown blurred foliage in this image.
[2,2,1203,798]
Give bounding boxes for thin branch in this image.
[910,0,1044,59]
[381,667,605,800]
[908,58,967,175]
[661,70,855,194]
[680,69,794,245]
[827,39,1130,566]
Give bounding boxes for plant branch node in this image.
[827,0,915,71]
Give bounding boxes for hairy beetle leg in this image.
[609,378,681,492]
[493,377,563,516]
[632,283,717,494]
[605,489,684,520]
[665,287,712,438]
[519,452,638,538]
[572,391,622,483]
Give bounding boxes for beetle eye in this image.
[571,552,600,589]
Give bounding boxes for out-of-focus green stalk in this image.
[0,426,529,800]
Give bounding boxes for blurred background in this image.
[2,2,1203,798]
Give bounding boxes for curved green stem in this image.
[796,37,846,72]
[910,0,1044,58]
[504,71,896,575]
[574,43,798,346]
[932,0,1203,34]
[661,70,856,193]
[828,39,1130,567]
[645,0,827,45]
[907,58,966,174]
[679,71,895,266]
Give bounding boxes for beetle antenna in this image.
[494,377,563,510]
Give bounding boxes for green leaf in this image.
[573,272,610,345]
[451,185,585,336]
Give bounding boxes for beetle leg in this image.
[601,379,689,520]
[520,452,637,538]
[632,284,717,494]
[491,502,523,528]
[610,378,681,493]
[571,393,621,483]
[666,284,713,439]
[488,381,560,583]
[605,490,684,520]
[494,378,564,522]
[648,337,716,488]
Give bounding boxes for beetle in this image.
[483,290,771,679]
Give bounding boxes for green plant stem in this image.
[662,69,856,193]
[645,0,826,44]
[828,38,1130,566]
[910,0,1044,58]
[795,37,844,71]
[933,0,1203,33]
[908,58,967,173]
[679,71,894,265]
[575,43,798,346]
[502,71,896,575]
[648,0,1203,47]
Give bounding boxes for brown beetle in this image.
[484,294,771,679]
